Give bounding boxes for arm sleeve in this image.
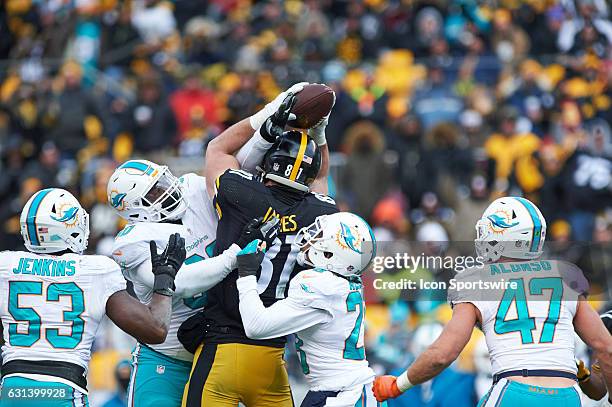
[174,244,240,298]
[132,244,240,298]
[235,129,274,173]
[236,275,332,340]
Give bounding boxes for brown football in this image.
[288,83,335,129]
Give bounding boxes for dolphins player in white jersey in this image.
[234,212,381,407]
[106,83,305,407]
[373,197,612,407]
[0,188,184,407]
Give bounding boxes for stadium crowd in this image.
[1,0,611,405]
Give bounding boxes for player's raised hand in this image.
[259,94,297,142]
[236,239,267,278]
[237,217,280,249]
[372,375,402,402]
[249,82,307,130]
[150,233,186,296]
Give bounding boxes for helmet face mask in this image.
[108,160,187,223]
[20,188,90,254]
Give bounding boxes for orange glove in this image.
[372,375,402,402]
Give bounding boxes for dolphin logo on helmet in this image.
[50,206,79,223]
[487,213,519,230]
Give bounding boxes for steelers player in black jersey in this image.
[182,93,338,406]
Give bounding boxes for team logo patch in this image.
[487,210,518,234]
[156,365,165,374]
[50,205,79,227]
[110,190,127,211]
[336,222,363,254]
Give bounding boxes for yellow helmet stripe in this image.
[289,131,308,181]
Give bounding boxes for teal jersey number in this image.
[8,281,85,348]
[343,290,365,360]
[295,334,310,374]
[495,277,563,345]
[8,281,42,347]
[45,282,85,348]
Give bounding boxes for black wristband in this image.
[153,267,176,296]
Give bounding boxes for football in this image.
[288,83,335,129]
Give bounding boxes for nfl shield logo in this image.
[156,365,165,374]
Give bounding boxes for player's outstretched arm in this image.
[204,83,307,196]
[132,243,240,299]
[310,142,330,195]
[204,118,251,195]
[575,298,612,398]
[106,233,186,344]
[106,290,172,344]
[235,239,330,339]
[373,303,478,402]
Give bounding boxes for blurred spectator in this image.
[491,9,530,64]
[560,119,612,240]
[339,121,391,220]
[42,61,105,158]
[558,0,612,57]
[389,114,432,209]
[131,0,176,46]
[169,68,220,145]
[122,71,176,155]
[484,106,542,195]
[450,175,490,244]
[101,359,131,407]
[412,66,463,130]
[20,141,61,188]
[100,2,141,67]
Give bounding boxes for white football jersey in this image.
[451,259,582,376]
[289,269,375,391]
[112,173,218,361]
[0,250,126,370]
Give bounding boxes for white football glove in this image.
[249,82,308,130]
[308,116,329,146]
[307,85,335,146]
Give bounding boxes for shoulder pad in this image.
[289,269,343,309]
[215,169,259,208]
[309,193,337,206]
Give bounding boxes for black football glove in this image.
[237,217,280,249]
[150,232,186,296]
[260,94,297,142]
[237,239,267,278]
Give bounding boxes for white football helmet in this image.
[475,196,547,263]
[107,160,187,222]
[295,212,376,277]
[410,323,444,358]
[20,188,90,254]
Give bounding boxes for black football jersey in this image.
[205,169,338,347]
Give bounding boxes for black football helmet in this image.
[261,130,321,192]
